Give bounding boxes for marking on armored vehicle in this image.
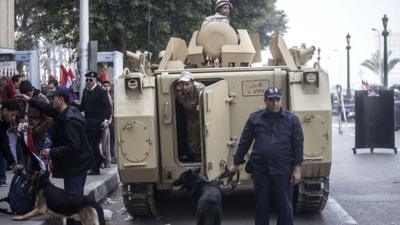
[242,79,270,96]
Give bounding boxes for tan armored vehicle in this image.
[115,22,331,217]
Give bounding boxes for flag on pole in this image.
[66,65,75,88]
[60,65,68,87]
[60,65,75,88]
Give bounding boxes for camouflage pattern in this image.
[176,81,205,161]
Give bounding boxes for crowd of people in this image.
[0,71,116,189]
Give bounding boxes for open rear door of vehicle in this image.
[199,80,231,180]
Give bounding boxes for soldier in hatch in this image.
[175,71,205,162]
[202,0,233,27]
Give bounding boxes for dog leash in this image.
[212,168,240,195]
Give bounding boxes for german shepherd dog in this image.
[173,169,222,225]
[12,171,105,225]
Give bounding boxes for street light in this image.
[346,33,351,97]
[382,14,389,88]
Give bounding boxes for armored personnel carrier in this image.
[115,22,331,217]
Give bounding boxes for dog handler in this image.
[229,87,304,225]
[17,87,94,225]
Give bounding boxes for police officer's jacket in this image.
[79,84,111,123]
[233,108,304,175]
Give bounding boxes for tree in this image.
[361,50,400,85]
[15,0,41,50]
[257,9,288,49]
[15,0,287,55]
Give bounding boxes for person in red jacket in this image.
[0,75,21,103]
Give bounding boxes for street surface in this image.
[103,118,400,225]
[99,117,400,225]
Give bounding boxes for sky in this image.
[275,0,400,89]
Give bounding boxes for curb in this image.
[87,168,120,202]
[0,168,119,225]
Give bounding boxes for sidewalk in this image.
[0,165,119,225]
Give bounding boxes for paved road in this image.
[4,122,397,224]
[101,119,400,224]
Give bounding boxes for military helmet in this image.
[215,0,233,11]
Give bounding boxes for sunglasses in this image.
[86,78,94,82]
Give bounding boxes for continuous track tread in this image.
[123,183,159,218]
[295,177,329,213]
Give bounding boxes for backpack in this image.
[0,172,36,215]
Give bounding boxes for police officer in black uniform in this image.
[79,71,111,175]
[229,87,304,225]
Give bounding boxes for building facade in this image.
[0,0,16,76]
[0,0,14,49]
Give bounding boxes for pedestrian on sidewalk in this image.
[100,80,113,168]
[0,100,23,187]
[1,75,22,103]
[16,80,52,175]
[16,86,93,195]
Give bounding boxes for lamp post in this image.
[382,14,389,89]
[346,33,351,97]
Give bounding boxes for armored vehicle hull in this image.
[115,24,331,217]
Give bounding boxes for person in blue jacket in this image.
[229,87,304,225]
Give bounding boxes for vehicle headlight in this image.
[127,79,139,90]
[305,73,317,84]
[302,71,320,94]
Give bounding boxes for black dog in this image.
[173,169,222,225]
[13,171,105,225]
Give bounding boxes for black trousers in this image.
[253,170,294,225]
[64,174,87,225]
[85,119,104,171]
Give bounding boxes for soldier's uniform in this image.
[201,13,230,27]
[202,0,232,28]
[176,81,205,162]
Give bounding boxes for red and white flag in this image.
[361,80,375,95]
[24,130,47,172]
[60,65,75,88]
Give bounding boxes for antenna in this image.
[147,0,151,56]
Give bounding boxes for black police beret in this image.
[84,71,98,79]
